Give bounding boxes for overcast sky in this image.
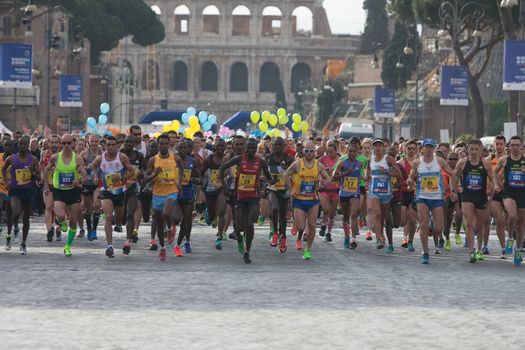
[323,0,365,34]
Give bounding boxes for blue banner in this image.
[374,87,395,118]
[503,40,525,91]
[60,75,83,107]
[0,43,32,88]
[440,65,469,106]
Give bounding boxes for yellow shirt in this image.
[293,159,319,201]
[153,154,179,196]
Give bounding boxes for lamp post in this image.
[438,0,484,142]
[402,27,421,139]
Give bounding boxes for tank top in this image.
[319,155,339,192]
[0,154,7,194]
[369,154,391,196]
[179,156,195,200]
[339,158,360,198]
[152,154,179,196]
[204,155,223,193]
[10,153,33,189]
[503,156,525,193]
[461,159,487,194]
[267,153,291,192]
[52,152,80,190]
[236,155,262,201]
[416,155,444,200]
[357,154,368,187]
[41,150,55,186]
[125,150,142,187]
[100,152,126,195]
[293,159,319,201]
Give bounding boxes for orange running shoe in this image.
[159,247,166,261]
[271,233,279,247]
[401,239,409,248]
[279,237,287,253]
[174,245,183,257]
[295,239,302,250]
[365,231,373,241]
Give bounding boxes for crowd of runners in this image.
[0,126,524,266]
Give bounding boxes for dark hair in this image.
[106,136,117,142]
[193,131,204,138]
[406,139,418,146]
[510,135,522,142]
[130,125,141,132]
[495,135,506,142]
[349,136,360,146]
[438,142,450,149]
[468,139,483,147]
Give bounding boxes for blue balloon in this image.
[177,127,185,133]
[100,103,110,115]
[203,121,212,131]
[181,113,189,124]
[198,111,208,123]
[208,114,217,125]
[221,134,229,140]
[187,107,197,116]
[98,114,107,126]
[87,117,97,129]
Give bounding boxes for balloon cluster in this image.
[218,125,233,140]
[162,107,218,139]
[250,108,308,136]
[86,103,113,136]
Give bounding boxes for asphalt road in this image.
[0,217,523,350]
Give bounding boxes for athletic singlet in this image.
[100,152,126,195]
[339,158,360,198]
[41,150,55,186]
[416,155,444,201]
[369,154,391,196]
[0,154,8,194]
[152,154,179,196]
[236,155,261,201]
[319,155,339,192]
[52,152,80,190]
[293,159,319,201]
[461,159,487,195]
[179,156,195,200]
[204,155,223,193]
[125,150,142,187]
[267,153,292,192]
[84,149,99,186]
[10,153,33,189]
[402,158,413,193]
[503,156,525,194]
[357,154,368,187]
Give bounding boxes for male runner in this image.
[399,139,417,251]
[80,134,102,241]
[40,134,60,241]
[318,142,340,242]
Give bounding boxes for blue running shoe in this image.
[514,251,522,266]
[183,241,192,254]
[386,245,394,254]
[481,246,489,255]
[87,230,93,241]
[105,246,115,258]
[343,236,350,249]
[505,239,514,255]
[463,238,468,248]
[408,242,415,252]
[215,238,222,250]
[420,252,430,264]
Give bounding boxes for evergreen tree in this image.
[360,0,390,54]
[381,21,417,90]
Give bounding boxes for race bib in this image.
[274,173,286,190]
[129,165,139,181]
[15,168,31,186]
[300,180,316,197]
[391,176,398,192]
[105,173,123,191]
[58,172,75,189]
[372,177,389,194]
[343,176,358,193]
[160,167,176,184]
[211,169,222,186]
[238,174,256,192]
[465,174,482,191]
[421,176,439,193]
[508,170,525,188]
[182,169,192,185]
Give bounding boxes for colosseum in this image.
[104,0,360,126]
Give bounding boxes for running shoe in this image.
[198,217,207,226]
[91,230,99,241]
[365,231,373,241]
[131,229,139,243]
[56,231,62,242]
[295,239,302,250]
[257,215,264,226]
[5,234,11,250]
[268,231,273,241]
[462,238,468,248]
[505,239,514,255]
[386,245,394,254]
[475,250,484,261]
[14,228,19,244]
[77,229,85,239]
[106,246,115,258]
[319,225,326,237]
[350,238,357,250]
[46,229,54,242]
[64,245,72,257]
[243,252,252,264]
[174,245,183,257]
[291,225,298,236]
[122,242,131,255]
[114,224,123,233]
[469,251,477,263]
[19,243,27,255]
[325,232,332,242]
[445,239,452,251]
[455,233,462,245]
[401,239,408,248]
[303,248,312,260]
[481,246,490,255]
[500,249,506,259]
[376,239,384,250]
[271,233,279,247]
[167,226,176,245]
[183,241,192,254]
[279,237,287,253]
[237,239,245,255]
[159,247,166,261]
[215,238,222,250]
[434,248,441,255]
[343,236,350,249]
[438,239,444,249]
[408,242,415,252]
[514,251,522,266]
[228,231,239,240]
[211,218,217,228]
[148,240,158,251]
[420,252,429,264]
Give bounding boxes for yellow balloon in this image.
[261,111,270,122]
[259,121,269,133]
[272,129,281,138]
[279,115,289,125]
[300,121,309,133]
[191,123,201,132]
[189,115,199,128]
[292,113,302,124]
[269,114,278,127]
[185,128,194,138]
[154,132,161,138]
[250,111,260,124]
[292,122,300,132]
[162,124,171,132]
[171,120,181,131]
[277,108,286,118]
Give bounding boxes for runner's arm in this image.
[406,159,420,188]
[1,156,10,186]
[91,156,102,183]
[331,161,345,181]
[43,155,57,191]
[450,158,466,196]
[438,157,454,177]
[76,155,88,185]
[143,157,161,184]
[119,153,134,181]
[318,162,332,186]
[218,155,240,180]
[31,157,41,183]
[259,158,275,185]
[483,158,499,193]
[284,160,300,193]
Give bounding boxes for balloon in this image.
[268,114,278,127]
[185,128,194,138]
[221,134,229,140]
[162,124,171,132]
[292,113,302,124]
[198,111,208,123]
[261,111,270,122]
[259,121,269,132]
[189,115,199,128]
[208,114,217,125]
[277,108,286,118]
[187,107,197,117]
[300,121,309,133]
[272,129,281,138]
[182,113,189,124]
[154,132,161,138]
[98,114,107,126]
[292,122,301,132]
[279,115,289,125]
[87,117,97,129]
[250,111,260,124]
[171,120,181,131]
[100,103,110,115]
[203,121,212,132]
[191,123,201,132]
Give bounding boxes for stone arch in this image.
[261,6,282,36]
[291,6,313,37]
[291,63,311,92]
[151,4,161,15]
[142,59,160,90]
[202,5,220,34]
[232,5,251,36]
[174,5,190,34]
[201,61,218,91]
[171,61,188,91]
[230,62,248,92]
[260,62,280,92]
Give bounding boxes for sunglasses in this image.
[62,142,72,145]
[407,147,416,151]
[304,149,315,154]
[448,158,458,161]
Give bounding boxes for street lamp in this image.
[439,0,485,142]
[403,26,421,139]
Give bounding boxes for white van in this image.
[338,119,374,139]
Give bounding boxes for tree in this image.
[391,0,505,137]
[314,78,345,129]
[35,0,165,63]
[360,0,390,54]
